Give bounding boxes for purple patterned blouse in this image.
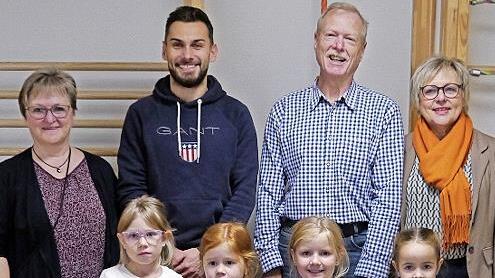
[35,159,106,278]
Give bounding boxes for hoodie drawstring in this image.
[176,99,202,163]
[196,99,202,163]
[176,102,182,156]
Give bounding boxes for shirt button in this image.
[468,246,474,254]
[325,161,331,167]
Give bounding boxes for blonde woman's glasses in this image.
[26,105,71,119]
[420,83,462,100]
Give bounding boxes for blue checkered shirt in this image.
[254,80,404,278]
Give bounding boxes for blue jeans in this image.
[279,225,298,278]
[343,229,367,278]
[278,224,367,278]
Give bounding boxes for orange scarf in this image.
[412,113,473,248]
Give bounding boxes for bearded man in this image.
[117,6,258,278]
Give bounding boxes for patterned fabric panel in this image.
[35,159,106,278]
[405,154,472,259]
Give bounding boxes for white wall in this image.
[208,0,413,141]
[0,0,413,165]
[0,0,181,165]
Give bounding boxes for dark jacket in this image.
[0,148,119,278]
[117,75,258,249]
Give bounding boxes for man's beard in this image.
[169,64,209,88]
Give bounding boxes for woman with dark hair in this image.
[0,68,118,277]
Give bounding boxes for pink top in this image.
[35,159,106,278]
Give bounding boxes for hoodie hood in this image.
[152,75,226,106]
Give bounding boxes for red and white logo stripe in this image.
[180,143,198,162]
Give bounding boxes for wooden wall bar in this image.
[409,0,437,130]
[468,65,495,76]
[183,0,204,9]
[0,90,150,100]
[0,61,168,72]
[0,119,123,128]
[0,147,117,157]
[440,0,470,62]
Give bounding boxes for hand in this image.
[262,268,282,278]
[0,257,10,278]
[171,248,185,269]
[172,248,204,278]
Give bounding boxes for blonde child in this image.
[100,195,182,277]
[289,216,349,278]
[391,227,443,278]
[199,222,260,278]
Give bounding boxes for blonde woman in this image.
[0,68,118,278]
[402,56,495,277]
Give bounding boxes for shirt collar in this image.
[310,78,358,111]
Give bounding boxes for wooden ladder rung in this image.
[0,147,118,157]
[0,90,150,100]
[0,119,123,128]
[0,61,168,72]
[468,65,495,76]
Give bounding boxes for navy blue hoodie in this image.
[117,75,258,249]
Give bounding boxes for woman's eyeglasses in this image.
[26,105,71,120]
[420,83,463,100]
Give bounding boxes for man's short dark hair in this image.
[165,6,214,43]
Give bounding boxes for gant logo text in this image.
[156,126,220,136]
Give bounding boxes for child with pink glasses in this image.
[100,196,181,277]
